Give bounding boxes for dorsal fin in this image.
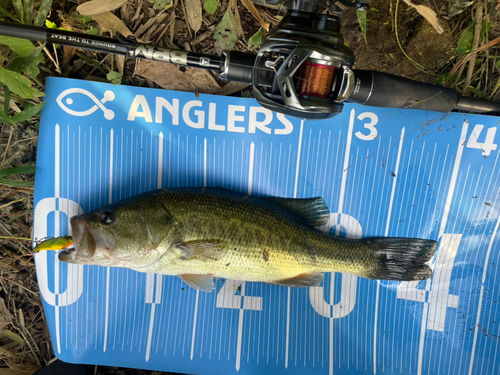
[262,196,330,227]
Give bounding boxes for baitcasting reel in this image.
[253,0,364,118]
[221,0,366,119]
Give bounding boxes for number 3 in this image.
[355,112,379,141]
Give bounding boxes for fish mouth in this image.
[59,215,115,264]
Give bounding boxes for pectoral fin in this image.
[269,272,324,287]
[177,240,226,261]
[179,274,215,292]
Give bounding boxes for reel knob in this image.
[313,14,341,33]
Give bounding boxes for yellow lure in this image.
[33,236,73,252]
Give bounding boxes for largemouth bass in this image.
[58,188,437,291]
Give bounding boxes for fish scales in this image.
[149,189,374,281]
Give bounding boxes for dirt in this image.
[342,0,456,83]
[1,0,499,374]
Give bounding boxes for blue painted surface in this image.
[34,77,500,375]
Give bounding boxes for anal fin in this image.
[179,274,215,292]
[269,272,324,287]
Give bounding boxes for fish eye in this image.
[100,211,114,225]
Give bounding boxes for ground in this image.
[0,0,499,374]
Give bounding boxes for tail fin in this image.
[364,237,437,281]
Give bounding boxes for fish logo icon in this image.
[56,88,115,120]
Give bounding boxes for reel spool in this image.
[296,62,338,98]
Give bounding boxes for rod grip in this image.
[0,21,48,42]
[348,70,459,113]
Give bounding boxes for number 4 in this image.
[466,124,498,156]
[396,234,460,332]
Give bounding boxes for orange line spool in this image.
[296,62,337,98]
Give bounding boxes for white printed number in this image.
[396,234,460,331]
[216,280,262,311]
[466,124,498,156]
[310,213,361,318]
[355,112,379,141]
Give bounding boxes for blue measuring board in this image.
[33,77,500,375]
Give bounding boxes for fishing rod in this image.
[0,0,499,119]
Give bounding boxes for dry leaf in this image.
[240,0,270,31]
[251,0,282,10]
[185,0,203,33]
[0,297,13,331]
[219,81,250,95]
[92,11,133,74]
[76,0,128,16]
[131,0,144,24]
[170,0,178,42]
[143,17,168,42]
[180,0,192,38]
[134,10,166,40]
[136,60,220,94]
[92,11,134,37]
[120,3,131,25]
[233,0,244,39]
[191,28,213,46]
[62,46,76,68]
[403,0,443,34]
[0,362,40,374]
[116,55,125,75]
[0,346,18,359]
[448,1,474,17]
